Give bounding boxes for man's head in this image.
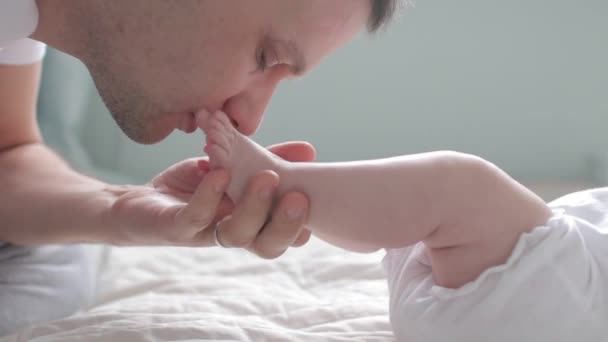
[55,0,398,143]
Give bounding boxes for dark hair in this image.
[368,0,401,32]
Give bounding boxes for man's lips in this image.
[178,110,239,136]
[178,112,197,133]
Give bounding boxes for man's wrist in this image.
[92,184,140,245]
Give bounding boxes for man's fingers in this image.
[250,191,310,259]
[214,170,278,248]
[176,169,229,229]
[292,228,312,247]
[197,158,210,172]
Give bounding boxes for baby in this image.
[199,110,607,341]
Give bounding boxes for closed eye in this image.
[256,47,268,72]
[255,46,280,73]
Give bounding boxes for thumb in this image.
[176,169,229,229]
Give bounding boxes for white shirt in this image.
[0,0,46,64]
[384,187,608,341]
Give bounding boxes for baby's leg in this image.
[420,159,552,287]
[199,111,443,252]
[279,152,551,287]
[199,111,551,287]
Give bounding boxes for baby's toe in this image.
[195,110,212,130]
[216,112,234,131]
[206,143,230,169]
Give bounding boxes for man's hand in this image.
[105,141,315,258]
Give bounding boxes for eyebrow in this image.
[274,38,307,76]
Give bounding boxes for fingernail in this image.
[259,186,274,200]
[286,207,304,221]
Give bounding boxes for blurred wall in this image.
[38,0,608,187]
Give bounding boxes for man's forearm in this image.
[0,143,116,245]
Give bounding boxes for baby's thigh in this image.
[0,243,101,337]
[425,225,523,288]
[425,154,552,288]
[426,192,550,288]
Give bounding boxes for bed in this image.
[1,238,394,341]
[0,180,592,341]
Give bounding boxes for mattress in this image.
[1,238,393,341]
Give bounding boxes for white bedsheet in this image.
[1,238,393,341]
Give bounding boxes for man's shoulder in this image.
[0,0,45,65]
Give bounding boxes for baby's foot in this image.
[198,111,283,202]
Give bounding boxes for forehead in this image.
[272,0,370,73]
[277,0,370,36]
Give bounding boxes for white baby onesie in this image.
[384,187,608,341]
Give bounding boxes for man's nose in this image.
[223,69,288,136]
[222,88,276,136]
